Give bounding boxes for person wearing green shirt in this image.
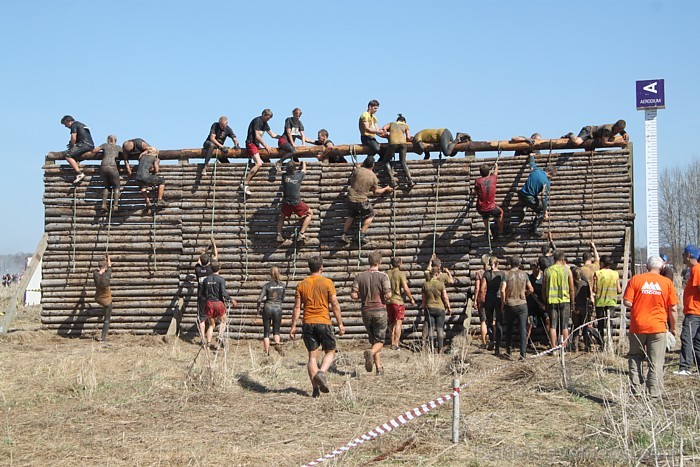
[543,250,574,349]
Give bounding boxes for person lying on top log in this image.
[340,156,393,246]
[277,108,316,167]
[202,116,239,176]
[60,115,95,184]
[135,147,168,210]
[563,120,629,147]
[412,128,457,160]
[276,160,313,244]
[474,162,504,239]
[314,129,344,163]
[359,99,387,161]
[88,135,127,212]
[511,133,542,157]
[517,154,554,237]
[380,114,413,189]
[122,138,152,175]
[241,109,281,196]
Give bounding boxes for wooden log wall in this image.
[41,143,634,340]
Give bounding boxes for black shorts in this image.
[517,191,544,213]
[347,200,374,219]
[577,126,592,142]
[65,143,94,160]
[262,303,282,338]
[197,297,207,323]
[548,303,571,332]
[136,175,165,187]
[362,310,388,345]
[478,207,501,220]
[302,323,336,352]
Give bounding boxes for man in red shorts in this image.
[276,160,313,244]
[199,260,236,349]
[386,257,415,350]
[474,162,503,239]
[242,109,281,195]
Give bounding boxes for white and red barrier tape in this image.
[302,317,606,466]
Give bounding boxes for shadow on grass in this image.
[236,372,307,396]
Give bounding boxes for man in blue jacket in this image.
[518,155,554,237]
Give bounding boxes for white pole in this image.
[452,378,460,443]
[645,109,659,258]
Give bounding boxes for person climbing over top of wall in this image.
[511,133,542,157]
[340,156,393,246]
[517,154,554,237]
[60,115,95,184]
[89,135,127,212]
[277,108,316,167]
[242,109,281,195]
[563,120,628,147]
[122,138,152,175]
[313,129,343,163]
[358,99,387,160]
[202,116,240,176]
[412,128,458,160]
[135,147,168,210]
[380,114,413,188]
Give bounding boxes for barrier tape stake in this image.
[452,378,460,444]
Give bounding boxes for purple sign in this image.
[636,79,665,110]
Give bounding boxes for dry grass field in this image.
[0,290,698,466]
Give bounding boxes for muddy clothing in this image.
[135,155,164,186]
[258,281,286,307]
[359,111,379,137]
[125,138,148,154]
[595,268,619,307]
[475,174,498,213]
[387,122,409,145]
[413,129,445,144]
[246,116,270,147]
[204,122,236,146]
[352,270,391,313]
[422,278,446,310]
[199,273,230,303]
[195,263,213,320]
[577,124,626,143]
[93,267,112,306]
[545,264,571,304]
[282,171,304,205]
[387,268,408,305]
[347,167,378,203]
[661,265,674,281]
[580,263,600,286]
[71,121,94,147]
[98,143,122,170]
[504,269,529,307]
[484,270,506,304]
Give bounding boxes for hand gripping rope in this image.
[301,317,607,467]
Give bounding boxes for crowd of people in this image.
[2,273,20,287]
[65,102,700,400]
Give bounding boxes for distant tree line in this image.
[659,158,700,267]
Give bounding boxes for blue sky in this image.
[0,0,696,254]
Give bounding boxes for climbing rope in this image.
[152,200,158,272]
[210,155,218,237]
[432,156,442,257]
[242,161,250,283]
[71,187,78,273]
[349,143,357,165]
[589,149,594,240]
[292,227,299,280]
[105,191,113,254]
[391,180,397,260]
[357,215,363,268]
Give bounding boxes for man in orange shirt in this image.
[675,245,700,376]
[290,256,345,397]
[623,256,677,398]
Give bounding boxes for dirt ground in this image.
[0,295,698,466]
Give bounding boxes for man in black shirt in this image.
[135,147,168,209]
[276,160,313,244]
[199,260,236,349]
[194,238,219,340]
[202,116,240,175]
[242,109,281,195]
[60,115,95,183]
[314,129,344,163]
[565,120,629,147]
[278,108,315,165]
[122,138,152,176]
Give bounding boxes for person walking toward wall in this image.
[675,245,700,376]
[386,257,415,351]
[623,256,677,398]
[257,266,286,356]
